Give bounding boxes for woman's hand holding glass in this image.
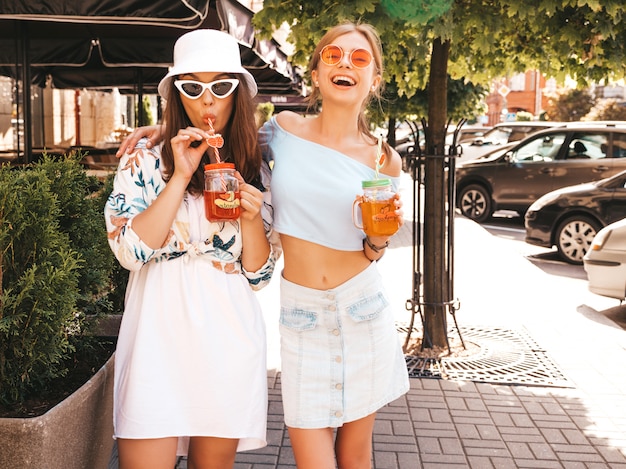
[236,173,264,222]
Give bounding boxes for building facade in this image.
[484,70,555,125]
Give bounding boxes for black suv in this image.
[455,123,626,222]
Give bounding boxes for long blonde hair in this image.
[307,22,390,154]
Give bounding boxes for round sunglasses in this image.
[174,78,240,99]
[319,44,373,69]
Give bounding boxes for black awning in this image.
[0,0,302,95]
[0,0,210,26]
[0,0,303,160]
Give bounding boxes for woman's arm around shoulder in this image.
[115,125,164,157]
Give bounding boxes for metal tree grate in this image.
[400,325,573,388]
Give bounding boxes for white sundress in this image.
[104,140,280,454]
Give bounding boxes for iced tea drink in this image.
[352,179,399,237]
[204,163,240,222]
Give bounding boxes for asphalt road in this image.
[481,209,626,329]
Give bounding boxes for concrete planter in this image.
[0,354,115,469]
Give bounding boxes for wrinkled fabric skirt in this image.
[114,255,268,454]
[279,261,409,428]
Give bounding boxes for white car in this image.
[583,217,626,301]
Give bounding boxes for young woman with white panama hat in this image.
[104,29,280,469]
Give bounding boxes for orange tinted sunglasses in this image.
[319,44,373,69]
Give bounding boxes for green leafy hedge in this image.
[0,153,125,405]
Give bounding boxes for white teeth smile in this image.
[332,75,355,86]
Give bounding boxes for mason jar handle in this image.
[352,195,364,230]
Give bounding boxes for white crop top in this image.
[259,117,400,251]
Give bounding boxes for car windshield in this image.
[481,127,511,142]
[509,132,567,162]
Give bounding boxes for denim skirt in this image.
[279,261,410,429]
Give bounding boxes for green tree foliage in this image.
[545,88,596,121]
[256,102,275,128]
[373,77,488,125]
[254,0,626,129]
[0,154,123,405]
[135,96,155,126]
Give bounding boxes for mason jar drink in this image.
[352,178,399,236]
[203,163,240,222]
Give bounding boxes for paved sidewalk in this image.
[176,173,626,468]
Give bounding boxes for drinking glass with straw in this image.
[203,118,241,221]
[351,135,399,236]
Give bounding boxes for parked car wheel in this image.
[555,215,602,264]
[458,184,492,222]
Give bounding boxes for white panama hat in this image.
[158,29,257,99]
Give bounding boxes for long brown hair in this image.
[307,22,392,156]
[160,74,262,196]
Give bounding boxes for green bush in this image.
[515,111,533,121]
[256,102,275,128]
[0,153,124,405]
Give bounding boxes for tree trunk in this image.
[422,37,450,349]
[387,116,397,147]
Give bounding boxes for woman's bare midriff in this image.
[280,234,371,290]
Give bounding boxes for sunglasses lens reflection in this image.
[211,81,235,97]
[320,45,342,65]
[181,82,204,97]
[351,49,372,68]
